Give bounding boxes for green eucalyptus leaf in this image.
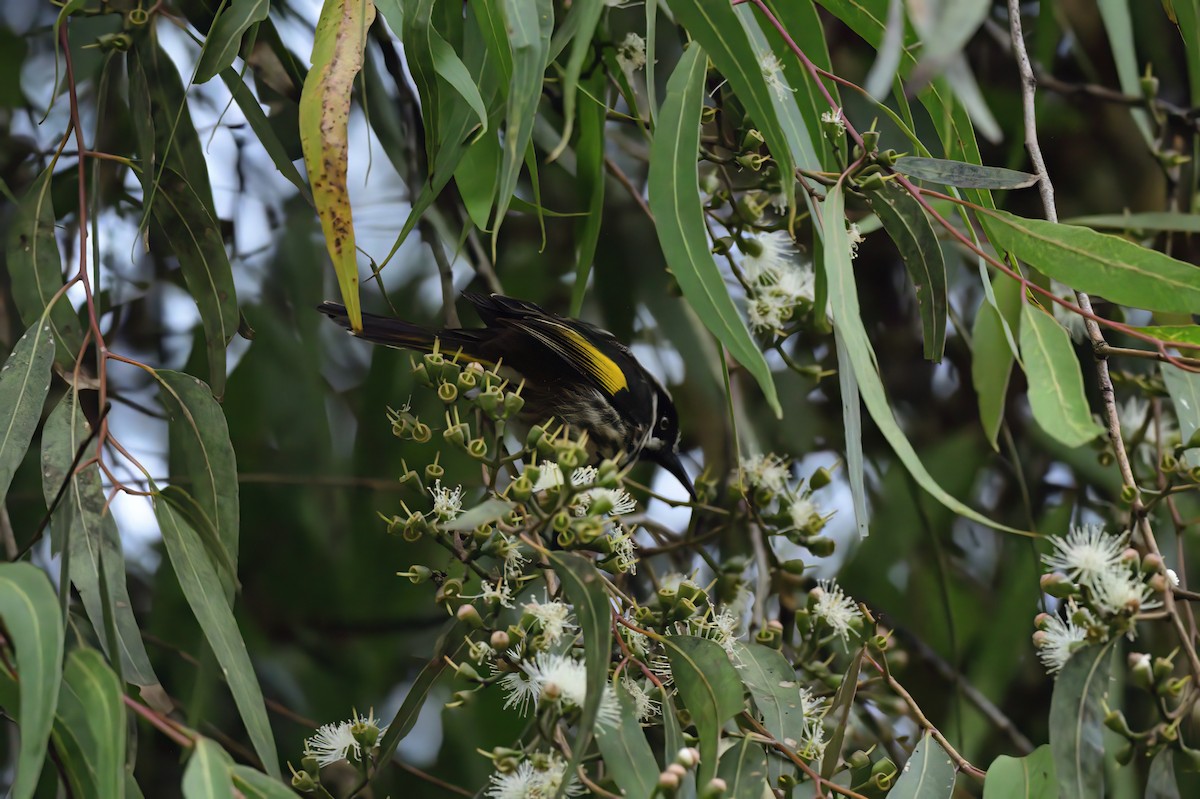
[664,635,744,786]
[982,745,1057,799]
[0,319,55,508]
[893,156,1038,189]
[889,732,956,798]
[983,210,1200,315]
[647,42,781,416]
[1019,302,1103,448]
[1048,642,1115,799]
[194,0,270,84]
[0,562,64,799]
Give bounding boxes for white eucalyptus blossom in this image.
[758,51,793,101]
[429,481,464,522]
[812,579,862,644]
[1042,524,1128,588]
[616,32,647,72]
[1034,612,1088,675]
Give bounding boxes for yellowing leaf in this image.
[299,0,376,332]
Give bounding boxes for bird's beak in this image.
[648,447,696,500]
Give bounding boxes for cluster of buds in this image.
[736,453,835,552]
[1104,651,1198,768]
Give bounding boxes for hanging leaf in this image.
[1146,749,1181,799]
[647,42,782,416]
[1019,302,1103,448]
[156,370,240,599]
[56,649,126,799]
[41,392,163,691]
[230,766,301,799]
[823,182,1026,534]
[1048,643,1114,799]
[866,182,948,361]
[298,0,376,331]
[4,166,84,367]
[150,170,239,398]
[595,682,660,798]
[664,635,744,786]
[972,274,1023,449]
[1163,363,1200,468]
[0,562,65,799]
[732,641,809,784]
[547,552,613,788]
[194,0,271,83]
[1065,212,1200,234]
[0,319,55,508]
[154,497,279,778]
[491,0,552,242]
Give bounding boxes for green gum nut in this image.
[412,422,432,443]
[457,370,478,391]
[467,438,488,459]
[477,387,503,417]
[438,381,458,403]
[425,461,445,482]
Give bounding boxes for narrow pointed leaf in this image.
[664,635,744,786]
[370,619,469,791]
[219,69,312,202]
[547,552,612,792]
[492,0,552,239]
[0,562,64,799]
[299,0,376,331]
[983,745,1057,799]
[1049,642,1115,799]
[889,732,955,798]
[867,183,948,360]
[595,683,659,798]
[824,183,1026,534]
[1019,302,1103,448]
[4,167,84,367]
[667,0,798,208]
[648,42,781,416]
[150,170,239,397]
[834,330,870,538]
[569,70,606,316]
[194,0,270,83]
[821,646,865,779]
[41,392,162,690]
[548,0,602,161]
[972,274,1023,448]
[982,209,1200,314]
[156,370,239,600]
[893,157,1038,189]
[59,649,126,799]
[0,320,54,507]
[154,498,279,778]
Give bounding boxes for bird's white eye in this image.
[658,418,669,430]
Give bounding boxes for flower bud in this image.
[700,777,727,799]
[781,558,807,575]
[847,750,871,770]
[490,629,511,650]
[1128,652,1153,690]
[676,747,700,767]
[806,537,835,557]
[1040,572,1077,599]
[457,603,484,629]
[658,771,680,790]
[809,467,832,490]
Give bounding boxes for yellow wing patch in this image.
[537,322,628,395]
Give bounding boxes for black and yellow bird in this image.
[318,293,693,496]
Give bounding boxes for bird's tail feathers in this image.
[317,301,486,360]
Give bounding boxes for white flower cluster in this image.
[500,651,621,729]
[486,752,582,799]
[1035,524,1164,675]
[305,710,387,768]
[811,579,864,645]
[739,231,816,336]
[739,452,830,538]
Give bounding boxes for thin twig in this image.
[864,655,986,780]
